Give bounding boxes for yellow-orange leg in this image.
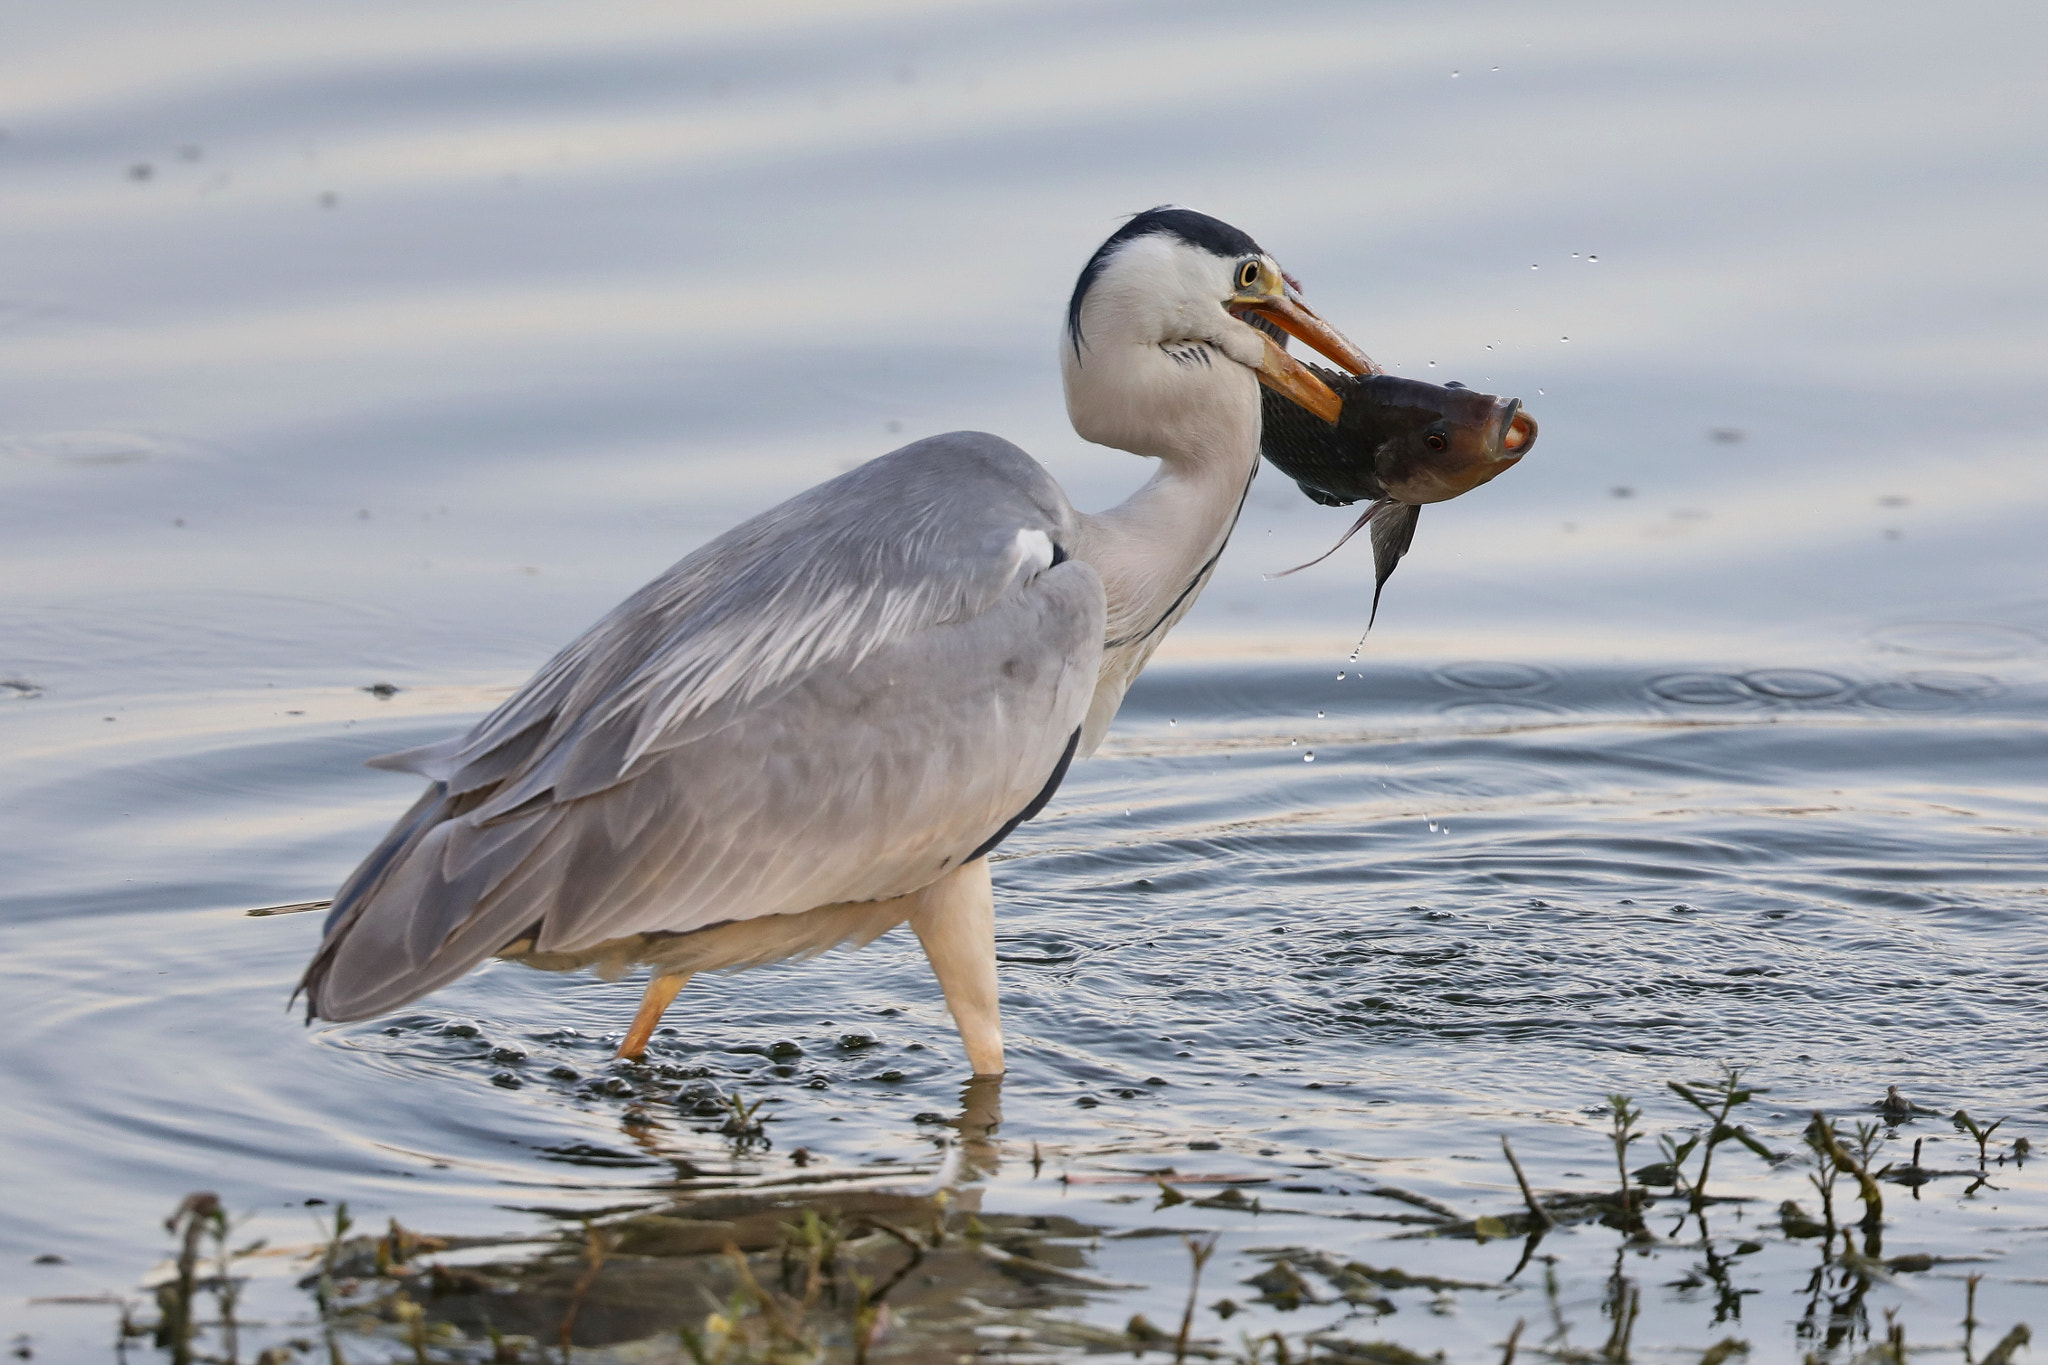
[909,858,1004,1076]
[618,971,691,1060]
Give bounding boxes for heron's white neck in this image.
[1064,328,1264,751]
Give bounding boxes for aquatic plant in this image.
[1953,1108,2009,1168]
[101,1068,2046,1365]
[1665,1065,1777,1216]
[1605,1093,1646,1235]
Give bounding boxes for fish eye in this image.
[1423,428,1450,452]
[1236,259,1261,290]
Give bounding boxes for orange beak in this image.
[1230,291,1380,424]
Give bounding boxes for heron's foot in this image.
[618,971,691,1060]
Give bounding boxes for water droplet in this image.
[1427,359,1436,367]
[1450,69,1460,77]
[1335,671,1345,680]
[1168,718,1176,726]
[1303,751,1315,763]
[1491,65,1499,71]
[1289,738,1298,746]
[1588,255,1599,262]
[1425,818,1438,833]
[1530,263,1539,270]
[1571,252,1579,258]
[1124,808,1132,817]
[1316,710,1325,718]
[1537,387,1545,395]
[1560,336,1569,342]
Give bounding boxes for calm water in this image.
[5,2,2046,1361]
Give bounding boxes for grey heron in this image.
[300,207,1379,1076]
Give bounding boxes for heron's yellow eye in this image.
[1236,259,1261,291]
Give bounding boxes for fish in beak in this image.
[1259,366,1539,625]
[1264,368,1538,508]
[1231,294,1538,627]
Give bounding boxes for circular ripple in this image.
[1439,698,1567,722]
[1649,673,1755,706]
[1740,669,1852,701]
[1860,681,1967,712]
[1869,621,2044,660]
[1903,670,2002,698]
[1436,660,1553,692]
[0,429,198,466]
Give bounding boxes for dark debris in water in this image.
[108,1066,2040,1365]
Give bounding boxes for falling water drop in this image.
[1560,336,1570,343]
[1450,69,1460,78]
[1335,671,1345,680]
[1168,718,1176,727]
[1530,263,1539,271]
[1303,751,1316,763]
[1316,710,1325,718]
[1588,255,1599,262]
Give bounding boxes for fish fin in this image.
[1267,499,1393,580]
[1366,502,1422,629]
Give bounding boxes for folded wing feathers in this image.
[408,437,1063,819]
[309,433,1085,1021]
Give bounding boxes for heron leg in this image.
[910,857,1004,1076]
[618,971,691,1060]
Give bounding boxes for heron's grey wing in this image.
[302,432,1104,1021]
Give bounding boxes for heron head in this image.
[1062,207,1372,457]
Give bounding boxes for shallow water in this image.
[4,1,2046,1361]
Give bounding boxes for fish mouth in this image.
[1498,400,1537,461]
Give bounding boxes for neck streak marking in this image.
[1101,461,1259,650]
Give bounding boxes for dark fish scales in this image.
[1259,363,1537,622]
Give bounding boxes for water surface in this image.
[4,2,2046,1360]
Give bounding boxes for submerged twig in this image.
[1501,1136,1553,1230]
[1174,1234,1219,1365]
[158,1194,219,1365]
[1808,1113,1884,1237]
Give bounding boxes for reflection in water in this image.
[125,1059,2040,1363]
